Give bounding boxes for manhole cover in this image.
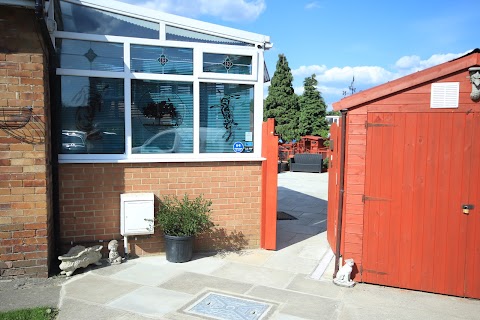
[184,292,273,320]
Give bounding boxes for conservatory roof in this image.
[65,0,271,47]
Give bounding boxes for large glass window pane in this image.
[130,45,193,75]
[60,76,125,154]
[131,80,193,154]
[57,1,159,39]
[166,26,253,47]
[203,53,252,75]
[56,39,123,72]
[200,83,254,153]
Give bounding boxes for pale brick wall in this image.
[58,162,262,256]
[0,7,53,278]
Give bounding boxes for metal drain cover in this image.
[184,292,272,320]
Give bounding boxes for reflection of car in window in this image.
[62,130,87,153]
[131,127,229,154]
[132,129,180,154]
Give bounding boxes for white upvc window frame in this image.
[199,48,258,82]
[55,31,265,163]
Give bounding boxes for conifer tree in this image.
[264,54,300,142]
[299,74,329,136]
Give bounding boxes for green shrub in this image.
[156,194,214,237]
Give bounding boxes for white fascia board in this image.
[74,0,271,46]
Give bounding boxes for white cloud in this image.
[124,0,266,22]
[394,51,470,76]
[292,64,327,77]
[305,2,321,10]
[316,66,394,85]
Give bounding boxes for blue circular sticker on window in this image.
[233,142,244,153]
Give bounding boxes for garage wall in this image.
[341,69,479,281]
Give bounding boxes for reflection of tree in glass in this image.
[142,99,178,125]
[136,88,185,132]
[210,92,240,142]
[74,83,109,135]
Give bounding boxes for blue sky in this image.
[124,0,478,108]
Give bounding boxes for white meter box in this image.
[120,193,154,236]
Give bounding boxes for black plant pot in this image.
[164,234,194,263]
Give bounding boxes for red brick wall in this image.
[0,7,52,278]
[58,162,262,256]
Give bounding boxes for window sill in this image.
[58,155,266,164]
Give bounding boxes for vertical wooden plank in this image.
[408,113,430,290]
[419,112,441,292]
[397,113,417,288]
[443,113,468,296]
[465,112,480,299]
[261,118,277,250]
[362,113,385,284]
[375,113,395,285]
[385,112,407,286]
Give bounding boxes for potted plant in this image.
[156,193,214,263]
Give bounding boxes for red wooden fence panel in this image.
[261,118,278,250]
[327,123,340,252]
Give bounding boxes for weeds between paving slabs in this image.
[0,307,58,320]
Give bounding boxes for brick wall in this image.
[0,7,53,278]
[58,162,262,256]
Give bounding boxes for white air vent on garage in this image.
[430,82,459,108]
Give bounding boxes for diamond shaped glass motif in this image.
[84,48,98,63]
[222,56,233,71]
[157,54,169,66]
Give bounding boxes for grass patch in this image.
[0,307,58,320]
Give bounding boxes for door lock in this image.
[462,204,474,215]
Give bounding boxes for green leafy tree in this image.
[298,74,329,136]
[264,54,300,141]
[327,110,341,116]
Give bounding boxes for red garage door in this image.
[362,112,480,298]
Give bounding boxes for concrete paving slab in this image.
[107,286,193,318]
[148,255,227,275]
[57,298,133,320]
[90,260,136,277]
[0,277,64,312]
[63,274,141,304]
[274,314,310,320]
[211,249,275,266]
[212,262,296,289]
[262,252,319,275]
[247,285,341,320]
[109,262,180,286]
[342,283,480,320]
[159,271,253,295]
[337,304,465,320]
[286,274,343,299]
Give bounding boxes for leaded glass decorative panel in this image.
[130,45,193,75]
[60,76,125,154]
[203,53,252,75]
[57,39,124,72]
[57,1,159,39]
[131,80,193,154]
[199,83,254,153]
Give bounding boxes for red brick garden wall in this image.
[58,162,262,256]
[0,7,53,278]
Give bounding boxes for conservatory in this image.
[0,0,273,278]
[54,0,271,162]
